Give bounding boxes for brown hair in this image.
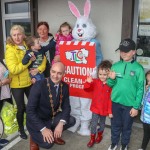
[58,22,72,34]
[37,21,49,30]
[97,60,112,76]
[25,36,36,49]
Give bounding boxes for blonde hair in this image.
[6,25,26,45]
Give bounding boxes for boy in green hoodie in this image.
[107,38,145,150]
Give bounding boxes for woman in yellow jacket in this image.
[5,25,46,139]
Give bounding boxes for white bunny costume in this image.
[68,0,103,136]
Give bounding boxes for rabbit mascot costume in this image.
[68,0,103,136]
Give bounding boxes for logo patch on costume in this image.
[130,71,135,76]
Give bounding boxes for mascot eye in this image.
[82,24,87,28]
[77,24,79,28]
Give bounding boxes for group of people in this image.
[2,21,76,149]
[0,20,149,150]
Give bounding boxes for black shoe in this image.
[0,139,9,146]
[0,145,3,149]
[120,144,128,150]
[19,130,28,139]
[108,143,118,150]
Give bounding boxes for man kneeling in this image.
[26,62,75,149]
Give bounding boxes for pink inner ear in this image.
[84,0,91,17]
[68,1,81,18]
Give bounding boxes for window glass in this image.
[5,19,31,37]
[5,1,30,14]
[136,0,150,69]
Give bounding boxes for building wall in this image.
[38,0,123,63]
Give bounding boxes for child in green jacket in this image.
[107,38,145,150]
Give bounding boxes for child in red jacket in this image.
[84,60,113,148]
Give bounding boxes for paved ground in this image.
[3,125,150,150]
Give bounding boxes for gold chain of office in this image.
[46,78,63,120]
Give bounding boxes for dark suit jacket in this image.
[26,78,71,132]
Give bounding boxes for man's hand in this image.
[130,108,138,117]
[41,128,54,143]
[54,121,64,138]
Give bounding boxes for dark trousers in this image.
[141,123,150,150]
[111,102,134,145]
[11,86,31,131]
[91,113,106,134]
[30,113,76,149]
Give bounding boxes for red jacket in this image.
[84,79,112,116]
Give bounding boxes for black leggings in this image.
[141,123,150,150]
[11,86,31,131]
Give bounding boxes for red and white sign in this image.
[60,41,96,98]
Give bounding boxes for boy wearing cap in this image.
[107,38,145,150]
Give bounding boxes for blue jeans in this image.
[30,73,45,81]
[111,102,134,145]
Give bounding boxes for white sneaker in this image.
[120,145,128,150]
[108,143,118,150]
[138,149,143,150]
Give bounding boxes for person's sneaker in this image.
[120,144,128,150]
[0,145,3,149]
[19,130,28,139]
[0,139,9,146]
[108,143,118,150]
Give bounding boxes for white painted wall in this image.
[38,0,123,63]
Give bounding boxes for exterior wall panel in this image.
[38,0,123,63]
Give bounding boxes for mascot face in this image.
[68,0,97,41]
[72,16,96,41]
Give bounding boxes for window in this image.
[5,1,30,14]
[136,0,150,69]
[1,0,31,49]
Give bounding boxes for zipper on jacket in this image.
[123,64,127,75]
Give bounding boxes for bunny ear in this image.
[68,1,81,18]
[84,0,91,17]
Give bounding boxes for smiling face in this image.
[120,50,136,62]
[61,26,71,37]
[50,62,65,84]
[72,16,96,41]
[37,24,49,39]
[98,69,108,83]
